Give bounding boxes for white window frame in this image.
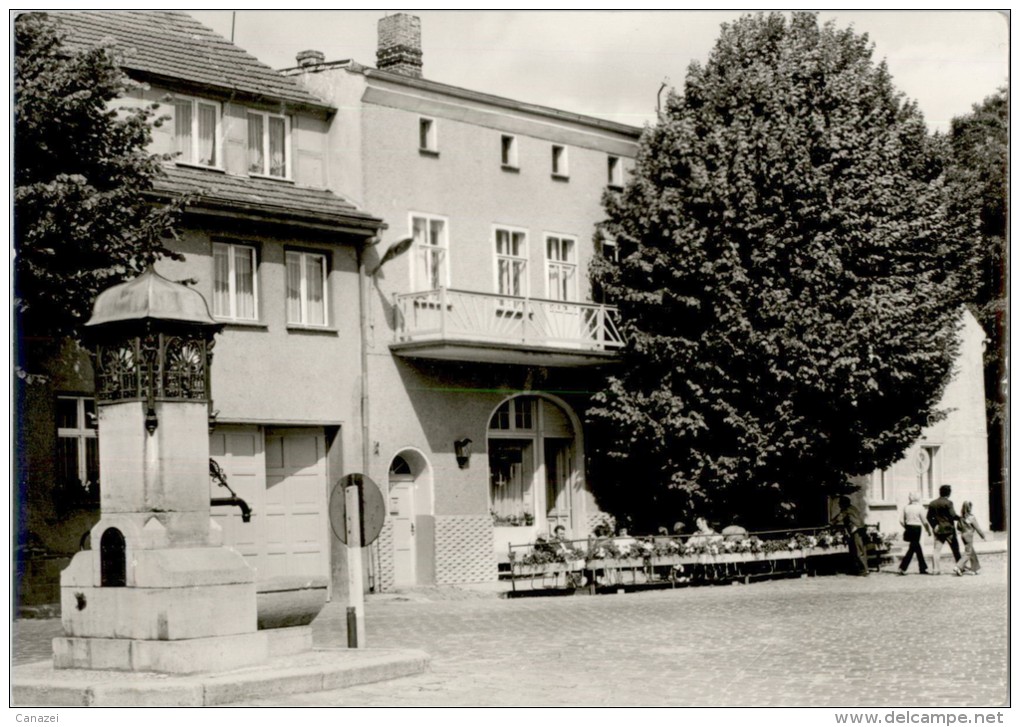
[501,134,518,168]
[172,95,221,168]
[247,110,292,179]
[544,233,578,302]
[285,250,329,327]
[607,155,623,187]
[409,212,450,291]
[419,117,437,153]
[551,144,569,178]
[493,225,529,298]
[212,242,259,321]
[869,469,889,503]
[56,396,98,496]
[599,234,620,262]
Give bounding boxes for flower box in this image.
[648,555,686,568]
[602,558,646,569]
[513,559,584,577]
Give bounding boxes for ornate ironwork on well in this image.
[94,331,215,403]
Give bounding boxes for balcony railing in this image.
[393,288,624,353]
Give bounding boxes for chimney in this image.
[376,13,422,77]
[296,49,325,67]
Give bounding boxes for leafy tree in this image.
[14,12,181,362]
[588,12,970,531]
[945,89,1007,527]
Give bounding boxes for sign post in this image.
[329,473,386,648]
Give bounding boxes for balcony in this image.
[391,288,623,367]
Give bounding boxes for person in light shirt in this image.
[897,492,931,575]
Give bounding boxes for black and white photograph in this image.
[11,8,1008,717]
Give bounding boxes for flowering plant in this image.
[492,510,534,527]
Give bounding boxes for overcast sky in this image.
[189,10,1007,134]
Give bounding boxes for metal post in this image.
[345,481,366,647]
[346,606,358,648]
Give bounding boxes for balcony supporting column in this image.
[439,286,448,340]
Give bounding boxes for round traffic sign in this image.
[329,473,386,546]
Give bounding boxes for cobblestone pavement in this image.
[13,556,1007,707]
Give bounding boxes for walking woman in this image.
[955,501,986,576]
[898,492,931,575]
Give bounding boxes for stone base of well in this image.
[52,631,269,674]
[13,648,430,706]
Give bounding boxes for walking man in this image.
[831,495,868,576]
[898,492,931,575]
[926,484,962,575]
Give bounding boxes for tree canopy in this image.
[14,12,181,353]
[588,12,970,531]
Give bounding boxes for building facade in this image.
[287,14,642,588]
[862,310,990,536]
[16,11,383,607]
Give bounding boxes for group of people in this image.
[898,484,986,576]
[831,484,986,578]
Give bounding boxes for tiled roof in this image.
[50,11,332,112]
[152,165,381,231]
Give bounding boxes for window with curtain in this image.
[286,250,328,326]
[173,97,219,167]
[607,155,623,187]
[551,144,568,177]
[247,111,290,178]
[488,440,533,525]
[495,227,527,297]
[212,242,258,321]
[545,235,577,301]
[56,396,99,507]
[419,117,436,152]
[411,214,447,290]
[501,134,518,168]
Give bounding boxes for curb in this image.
[12,648,429,706]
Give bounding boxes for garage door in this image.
[264,429,329,581]
[209,427,329,585]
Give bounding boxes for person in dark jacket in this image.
[831,495,868,576]
[926,484,962,575]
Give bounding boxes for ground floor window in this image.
[56,395,99,507]
[489,439,534,526]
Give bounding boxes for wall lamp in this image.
[370,236,414,276]
[454,438,473,469]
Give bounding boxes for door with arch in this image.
[388,451,433,588]
[389,456,416,587]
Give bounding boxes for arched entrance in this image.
[487,394,584,537]
[388,449,433,587]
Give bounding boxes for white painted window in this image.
[551,144,568,177]
[56,396,99,505]
[495,226,528,297]
[285,250,328,326]
[247,111,291,178]
[608,155,623,187]
[410,214,448,290]
[545,234,578,301]
[419,117,437,152]
[501,134,518,168]
[172,96,220,167]
[869,469,888,502]
[212,242,258,321]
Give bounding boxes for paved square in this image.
[14,556,1007,706]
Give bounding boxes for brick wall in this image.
[376,13,422,77]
